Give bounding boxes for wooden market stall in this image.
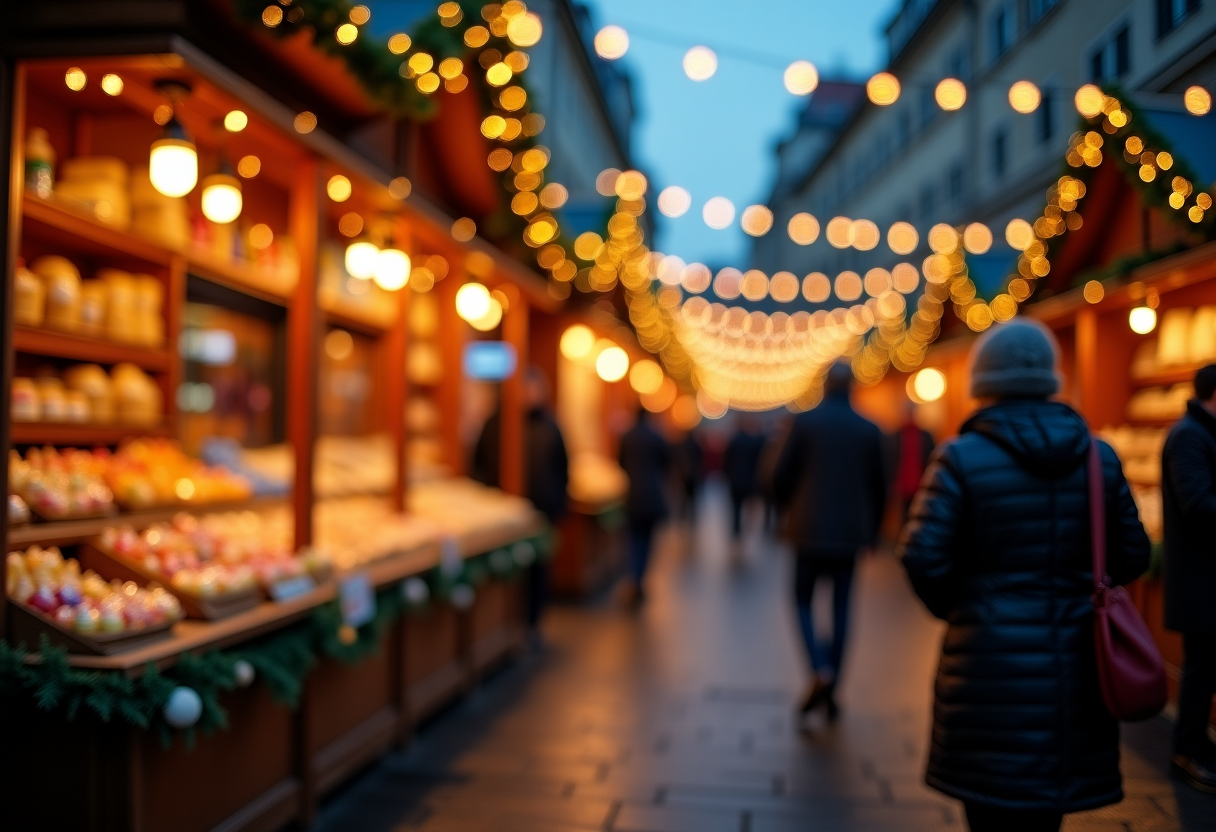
[873,95,1216,717]
[0,3,571,828]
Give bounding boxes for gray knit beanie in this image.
[969,318,1060,399]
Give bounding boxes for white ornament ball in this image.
[163,686,203,729]
[439,538,464,579]
[450,583,475,610]
[403,577,430,605]
[512,541,536,567]
[233,660,255,688]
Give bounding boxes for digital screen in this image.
[463,341,518,381]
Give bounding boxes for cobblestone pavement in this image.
[316,484,1216,832]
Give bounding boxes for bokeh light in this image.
[770,271,799,302]
[866,72,900,105]
[1008,80,1041,113]
[1129,306,1157,334]
[629,359,664,395]
[658,186,692,217]
[803,272,830,303]
[908,368,946,403]
[849,219,880,250]
[784,60,819,96]
[64,67,86,91]
[101,74,124,96]
[671,395,702,429]
[1075,84,1104,117]
[887,221,919,254]
[835,271,862,302]
[683,46,718,81]
[596,346,629,382]
[1083,280,1105,304]
[741,205,774,236]
[1005,218,1034,250]
[928,223,958,253]
[826,216,852,248]
[1185,85,1212,116]
[892,262,919,294]
[935,78,966,111]
[962,222,992,254]
[455,282,492,323]
[560,325,595,360]
[703,196,735,229]
[326,175,352,202]
[594,25,629,60]
[788,212,820,245]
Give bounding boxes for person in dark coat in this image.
[1162,363,1216,792]
[773,362,887,719]
[672,429,704,520]
[899,320,1151,832]
[470,369,568,636]
[618,407,670,604]
[723,414,766,541]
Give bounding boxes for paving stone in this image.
[314,483,1211,832]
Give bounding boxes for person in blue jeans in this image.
[618,407,670,606]
[773,363,887,721]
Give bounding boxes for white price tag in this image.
[338,571,375,628]
[269,575,316,602]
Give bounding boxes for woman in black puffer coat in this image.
[899,319,1151,832]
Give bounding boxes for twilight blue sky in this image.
[580,0,900,269]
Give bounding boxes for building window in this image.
[1158,0,1201,37]
[1090,23,1131,81]
[919,183,936,219]
[992,128,1009,179]
[1037,88,1055,143]
[947,44,970,81]
[1028,0,1060,26]
[920,84,937,129]
[897,109,911,150]
[990,2,1015,62]
[948,163,964,203]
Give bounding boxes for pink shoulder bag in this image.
[1088,439,1168,721]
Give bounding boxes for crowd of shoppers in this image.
[498,319,1214,829]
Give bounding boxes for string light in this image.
[1008,80,1041,113]
[935,78,965,111]
[658,186,692,218]
[784,61,819,96]
[1184,85,1212,116]
[702,196,735,229]
[866,72,900,105]
[100,74,124,96]
[595,25,629,60]
[683,46,717,81]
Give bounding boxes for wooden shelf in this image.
[22,193,172,268]
[22,192,294,305]
[1129,366,1203,388]
[7,496,290,548]
[13,326,172,371]
[324,306,392,336]
[10,420,173,446]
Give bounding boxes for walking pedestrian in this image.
[618,406,670,605]
[520,368,569,643]
[723,414,766,545]
[1162,363,1216,793]
[890,400,934,522]
[673,429,704,521]
[900,319,1151,832]
[773,362,887,720]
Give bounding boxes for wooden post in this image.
[385,286,409,513]
[1075,306,1098,427]
[437,273,465,476]
[0,59,26,641]
[500,291,528,496]
[287,158,321,549]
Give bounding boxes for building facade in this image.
[756,0,1216,291]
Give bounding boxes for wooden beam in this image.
[1,59,26,641]
[288,157,321,549]
[500,293,528,497]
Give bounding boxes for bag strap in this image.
[1088,438,1108,592]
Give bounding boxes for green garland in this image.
[0,532,552,745]
[1043,84,1216,293]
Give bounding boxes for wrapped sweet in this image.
[32,255,81,333]
[6,546,182,634]
[11,378,39,422]
[12,446,115,519]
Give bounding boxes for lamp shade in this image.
[374,248,411,291]
[149,120,197,198]
[200,172,242,224]
[345,240,379,279]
